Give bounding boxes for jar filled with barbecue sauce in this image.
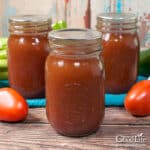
[46,29,105,136]
[96,13,140,94]
[8,15,51,98]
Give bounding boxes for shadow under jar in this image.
[97,13,140,94]
[46,29,105,137]
[8,15,51,98]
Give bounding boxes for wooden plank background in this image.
[0,0,150,48]
[0,108,149,150]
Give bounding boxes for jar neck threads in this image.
[97,13,138,33]
[9,15,51,34]
[48,28,102,56]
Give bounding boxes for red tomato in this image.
[0,88,28,122]
[124,80,150,116]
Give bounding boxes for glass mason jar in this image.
[96,13,140,94]
[46,29,105,137]
[8,15,51,98]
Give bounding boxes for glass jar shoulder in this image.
[102,32,139,43]
[8,34,49,48]
[102,31,140,49]
[46,54,103,77]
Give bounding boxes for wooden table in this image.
[0,107,149,150]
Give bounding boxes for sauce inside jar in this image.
[97,13,140,93]
[8,15,51,98]
[46,29,105,136]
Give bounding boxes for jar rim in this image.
[97,13,137,23]
[48,28,101,41]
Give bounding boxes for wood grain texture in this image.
[0,123,149,150]
[25,107,150,125]
[0,108,149,150]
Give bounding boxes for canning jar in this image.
[8,15,51,98]
[97,13,140,94]
[46,29,105,136]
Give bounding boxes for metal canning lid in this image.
[49,28,101,41]
[9,15,51,25]
[97,13,137,23]
[9,15,51,33]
